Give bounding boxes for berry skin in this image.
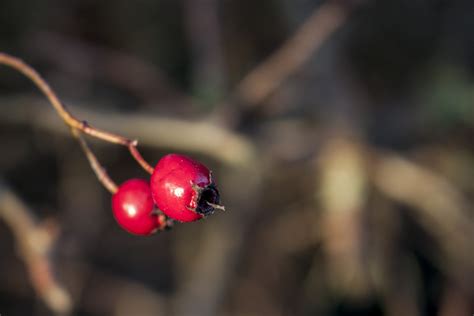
[112,179,158,235]
[150,154,222,222]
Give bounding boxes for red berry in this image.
[150,154,222,222]
[112,179,158,235]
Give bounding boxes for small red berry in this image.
[150,154,223,222]
[112,179,158,235]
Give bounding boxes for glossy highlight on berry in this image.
[150,154,223,222]
[112,178,158,235]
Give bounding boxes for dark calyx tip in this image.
[196,184,223,215]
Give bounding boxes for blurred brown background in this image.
[1,0,474,315]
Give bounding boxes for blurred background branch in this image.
[372,151,474,284]
[0,180,72,315]
[234,0,349,108]
[0,96,257,168]
[1,0,474,315]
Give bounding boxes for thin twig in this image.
[0,179,72,315]
[71,128,118,194]
[0,52,154,174]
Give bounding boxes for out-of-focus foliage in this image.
[0,1,473,316]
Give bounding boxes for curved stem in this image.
[0,52,154,174]
[71,128,118,194]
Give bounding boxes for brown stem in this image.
[0,52,154,174]
[71,128,118,194]
[128,141,154,174]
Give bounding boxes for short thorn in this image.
[207,202,226,211]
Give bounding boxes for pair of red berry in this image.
[112,154,222,235]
